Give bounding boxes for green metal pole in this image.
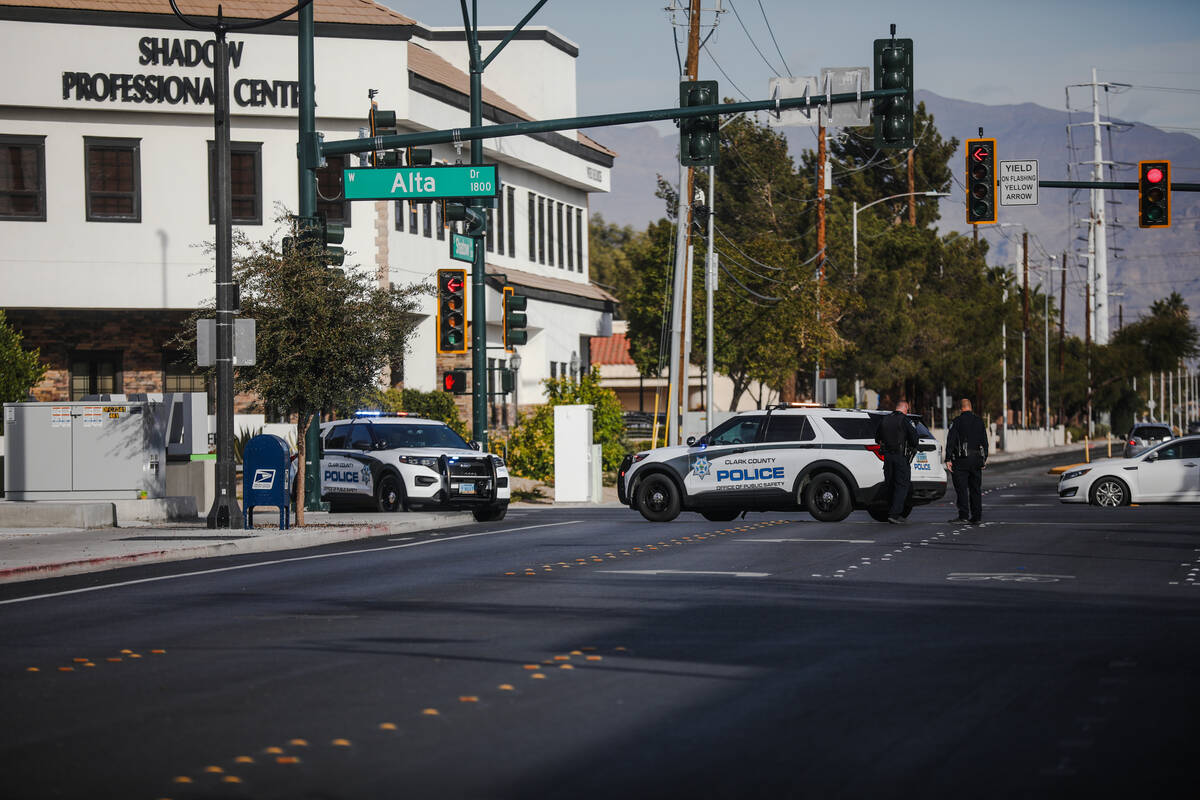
[468,21,488,447]
[297,3,324,512]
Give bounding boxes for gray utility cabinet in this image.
[3,401,168,500]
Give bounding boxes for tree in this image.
[0,310,47,405]
[182,212,426,525]
[588,214,646,308]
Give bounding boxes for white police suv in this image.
[617,405,946,523]
[318,412,510,521]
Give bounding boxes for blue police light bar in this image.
[354,410,412,417]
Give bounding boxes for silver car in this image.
[1122,423,1173,458]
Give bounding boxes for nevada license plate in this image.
[457,482,476,495]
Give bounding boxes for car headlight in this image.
[632,452,650,463]
[491,455,506,468]
[1061,467,1091,481]
[397,455,440,469]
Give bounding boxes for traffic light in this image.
[283,214,343,267]
[446,202,487,237]
[679,80,719,167]
[872,35,914,149]
[442,370,468,394]
[502,285,528,350]
[437,268,467,354]
[368,103,398,167]
[407,148,432,166]
[965,138,997,224]
[1138,160,1170,228]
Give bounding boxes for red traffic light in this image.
[1145,167,1164,184]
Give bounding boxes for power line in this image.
[725,0,782,77]
[755,0,792,77]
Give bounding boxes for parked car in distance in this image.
[1122,422,1174,458]
[1058,435,1200,507]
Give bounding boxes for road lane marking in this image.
[736,538,876,544]
[947,572,1075,583]
[598,570,769,578]
[0,520,582,606]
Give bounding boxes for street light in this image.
[509,349,522,422]
[852,191,949,277]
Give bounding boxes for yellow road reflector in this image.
[203,766,224,774]
[560,664,574,670]
[458,696,479,703]
[421,708,440,716]
[553,655,569,661]
[234,756,254,764]
[531,673,546,679]
[264,746,284,755]
[586,655,602,661]
[523,664,539,670]
[379,722,398,730]
[498,684,515,691]
[571,650,585,655]
[614,646,628,652]
[58,667,74,672]
[331,739,352,747]
[26,667,39,672]
[73,657,89,663]
[129,654,142,659]
[83,662,95,668]
[107,658,122,662]
[151,649,166,654]
[289,739,308,747]
[120,649,133,654]
[222,776,243,784]
[172,776,193,784]
[276,756,301,765]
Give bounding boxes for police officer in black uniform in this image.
[945,398,989,523]
[875,400,919,524]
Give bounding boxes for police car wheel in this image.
[473,502,508,522]
[636,474,681,522]
[804,472,852,522]
[375,473,405,513]
[700,510,741,522]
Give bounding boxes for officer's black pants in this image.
[882,453,911,517]
[952,454,984,522]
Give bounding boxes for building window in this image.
[436,200,446,241]
[394,200,405,231]
[527,192,536,261]
[0,135,46,221]
[70,351,121,400]
[507,187,516,257]
[422,202,432,237]
[537,197,546,265]
[163,352,208,394]
[84,137,140,222]
[208,141,262,225]
[576,209,584,272]
[556,203,565,268]
[495,193,505,256]
[316,154,350,226]
[409,199,418,233]
[566,207,574,271]
[546,198,554,267]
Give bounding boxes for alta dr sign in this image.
[343,165,500,201]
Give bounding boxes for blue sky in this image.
[387,0,1200,137]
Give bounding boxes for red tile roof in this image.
[590,332,634,365]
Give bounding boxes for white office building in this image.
[0,0,616,420]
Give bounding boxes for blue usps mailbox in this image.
[242,434,292,530]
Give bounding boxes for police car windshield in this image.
[372,424,470,450]
[706,416,765,446]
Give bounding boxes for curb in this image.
[0,512,473,586]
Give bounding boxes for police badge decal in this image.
[692,456,711,479]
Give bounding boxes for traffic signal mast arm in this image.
[1038,179,1200,191]
[315,88,910,160]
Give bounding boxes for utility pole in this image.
[1022,231,1029,429]
[1090,67,1110,346]
[705,164,716,425]
[1085,282,1093,435]
[666,0,702,445]
[812,113,827,403]
[907,148,916,225]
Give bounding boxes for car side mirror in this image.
[469,441,482,451]
[1145,451,1158,462]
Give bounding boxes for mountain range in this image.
[587,90,1200,340]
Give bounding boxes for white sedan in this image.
[1058,435,1200,506]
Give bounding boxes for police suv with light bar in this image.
[617,405,946,523]
[317,412,510,521]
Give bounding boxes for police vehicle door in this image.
[759,413,815,495]
[683,415,767,501]
[321,423,375,500]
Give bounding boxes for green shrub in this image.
[503,370,628,483]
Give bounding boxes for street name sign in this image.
[450,233,475,263]
[344,164,499,200]
[999,159,1038,206]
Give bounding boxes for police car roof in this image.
[321,415,444,428]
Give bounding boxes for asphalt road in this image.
[2,452,1198,799]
